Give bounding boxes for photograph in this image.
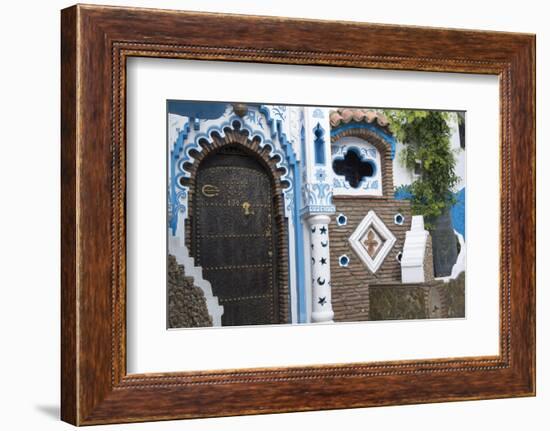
[167,101,467,328]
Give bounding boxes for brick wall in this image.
[329,197,412,322]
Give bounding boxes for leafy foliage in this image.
[382,110,460,226]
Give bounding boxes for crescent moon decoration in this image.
[311,226,316,233]
[317,277,326,285]
[321,240,328,247]
[311,257,315,264]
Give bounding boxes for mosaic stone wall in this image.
[445,271,466,318]
[368,274,465,321]
[167,254,213,328]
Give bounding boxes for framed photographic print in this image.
[61,4,535,425]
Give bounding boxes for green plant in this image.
[382,110,460,227]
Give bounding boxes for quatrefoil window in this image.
[332,148,376,188]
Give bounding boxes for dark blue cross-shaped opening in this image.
[332,149,375,188]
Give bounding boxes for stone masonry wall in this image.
[424,234,435,282]
[167,254,213,328]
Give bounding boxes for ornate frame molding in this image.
[61,4,535,425]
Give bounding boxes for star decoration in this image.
[320,257,327,265]
[318,296,327,306]
[319,226,327,235]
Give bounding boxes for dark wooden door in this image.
[193,146,279,326]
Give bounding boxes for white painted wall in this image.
[393,139,415,188]
[393,115,466,192]
[0,1,546,430]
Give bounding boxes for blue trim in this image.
[331,122,397,159]
[293,162,307,323]
[259,105,307,324]
[169,122,191,236]
[300,125,306,164]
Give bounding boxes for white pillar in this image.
[307,214,334,323]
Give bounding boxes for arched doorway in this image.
[192,145,280,326]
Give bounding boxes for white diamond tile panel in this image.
[348,210,396,273]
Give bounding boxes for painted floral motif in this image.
[315,168,327,183]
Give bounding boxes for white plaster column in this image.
[306,214,334,323]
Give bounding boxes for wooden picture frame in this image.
[61,4,536,425]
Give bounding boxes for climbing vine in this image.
[381,110,460,227]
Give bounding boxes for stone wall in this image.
[369,283,431,321]
[329,197,412,322]
[369,274,465,321]
[445,271,466,318]
[424,234,435,282]
[167,254,213,328]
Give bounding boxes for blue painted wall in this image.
[450,187,465,238]
[394,186,465,238]
[394,184,413,201]
[167,101,227,120]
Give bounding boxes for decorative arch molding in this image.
[331,126,395,196]
[181,115,293,186]
[182,125,291,242]
[181,128,291,324]
[169,115,295,236]
[330,122,397,159]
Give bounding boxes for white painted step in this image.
[168,234,224,326]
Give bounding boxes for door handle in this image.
[242,201,254,216]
